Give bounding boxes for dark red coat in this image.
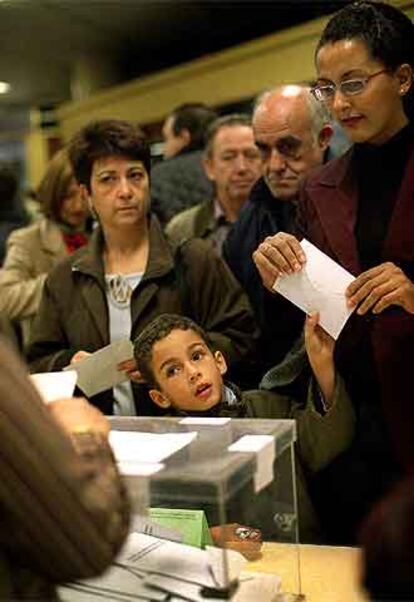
[297,143,414,470]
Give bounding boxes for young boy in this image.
[134,313,355,541]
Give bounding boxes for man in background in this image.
[166,114,262,255]
[224,85,333,368]
[151,102,217,225]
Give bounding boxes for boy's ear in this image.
[149,389,172,409]
[214,350,227,376]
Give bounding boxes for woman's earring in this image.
[88,202,98,220]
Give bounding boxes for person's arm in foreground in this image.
[0,338,129,583]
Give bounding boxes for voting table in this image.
[60,418,368,601]
[247,542,369,602]
[66,416,300,601]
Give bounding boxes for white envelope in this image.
[109,430,198,464]
[273,239,355,339]
[31,370,77,404]
[63,338,133,397]
[228,435,275,493]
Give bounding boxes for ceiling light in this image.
[0,82,10,94]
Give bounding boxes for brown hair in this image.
[68,119,151,192]
[134,313,214,388]
[36,148,74,222]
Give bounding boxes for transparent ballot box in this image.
[107,417,303,601]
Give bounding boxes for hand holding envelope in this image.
[273,239,356,339]
[30,370,110,436]
[63,339,135,397]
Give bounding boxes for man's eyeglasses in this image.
[311,69,388,102]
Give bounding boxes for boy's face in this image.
[149,328,227,413]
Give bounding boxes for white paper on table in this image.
[167,572,282,602]
[63,338,133,396]
[30,370,77,404]
[228,435,275,493]
[109,430,197,464]
[132,515,183,543]
[165,570,282,602]
[206,546,247,588]
[144,574,217,602]
[180,417,231,426]
[273,239,355,339]
[120,532,216,587]
[116,461,165,476]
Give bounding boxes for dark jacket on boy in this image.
[163,347,355,543]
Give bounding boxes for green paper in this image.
[149,508,213,548]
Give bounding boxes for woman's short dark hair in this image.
[68,119,151,191]
[36,148,74,222]
[316,1,414,70]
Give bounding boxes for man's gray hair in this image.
[305,88,331,142]
[253,84,331,143]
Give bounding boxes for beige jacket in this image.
[0,218,67,344]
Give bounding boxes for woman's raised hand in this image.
[253,232,306,291]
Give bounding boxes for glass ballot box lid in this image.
[60,418,303,601]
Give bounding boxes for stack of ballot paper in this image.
[59,532,282,601]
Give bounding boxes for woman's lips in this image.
[341,116,364,128]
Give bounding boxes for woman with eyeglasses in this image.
[253,1,414,543]
[27,120,257,416]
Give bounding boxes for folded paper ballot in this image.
[63,338,133,397]
[109,430,197,464]
[59,531,281,602]
[180,416,231,426]
[228,435,275,493]
[30,370,77,404]
[273,239,355,339]
[132,514,184,544]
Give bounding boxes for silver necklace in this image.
[106,274,133,307]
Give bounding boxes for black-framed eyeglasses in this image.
[311,69,388,102]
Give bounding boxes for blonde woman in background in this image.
[0,148,89,345]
